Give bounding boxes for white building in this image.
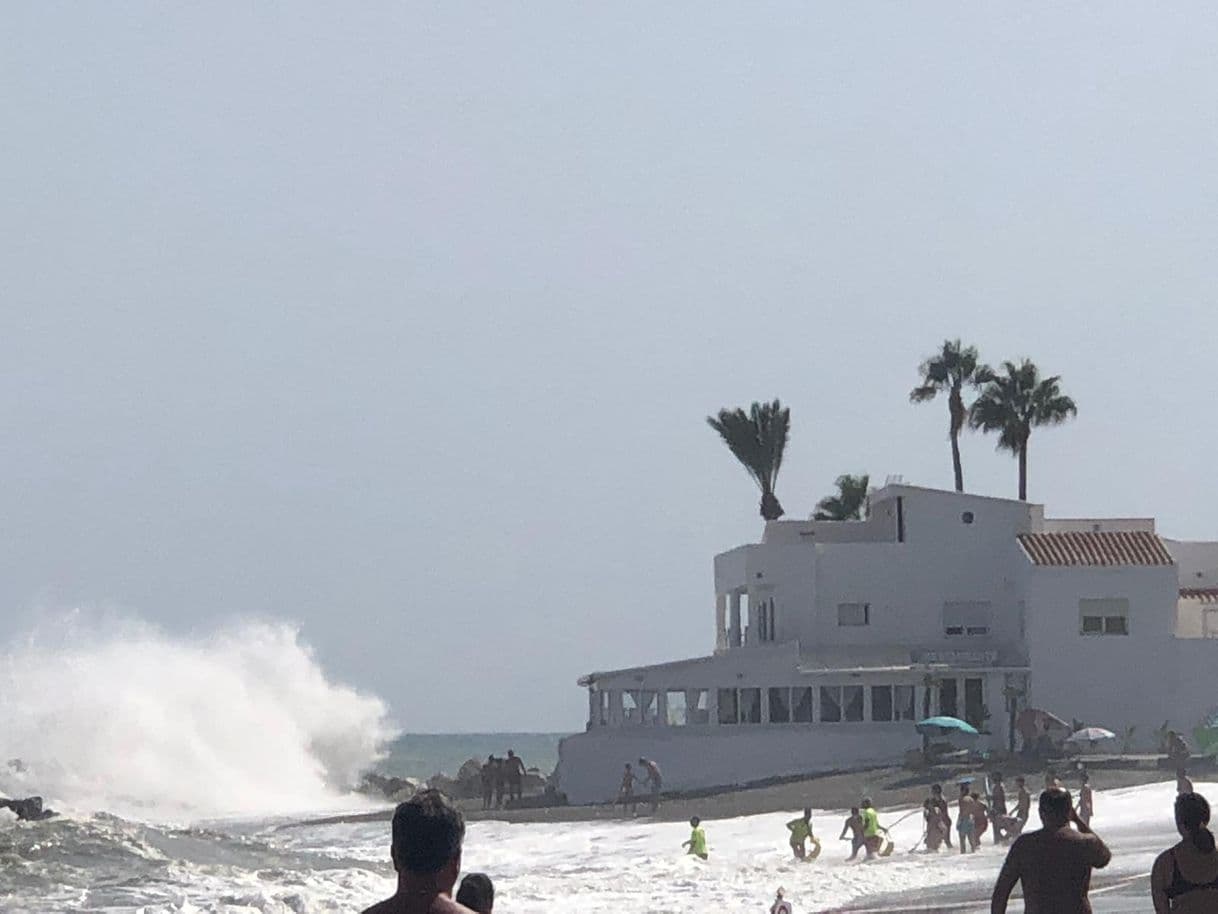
[555,484,1218,804]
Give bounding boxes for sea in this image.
[0,618,1174,912]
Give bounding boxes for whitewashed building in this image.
[555,484,1218,804]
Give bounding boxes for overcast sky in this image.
[2,5,1216,732]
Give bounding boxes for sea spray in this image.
[0,612,397,821]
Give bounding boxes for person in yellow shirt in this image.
[860,797,885,860]
[787,807,820,860]
[682,815,708,860]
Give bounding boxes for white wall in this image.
[1165,540,1218,590]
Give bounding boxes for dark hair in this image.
[1177,793,1217,854]
[931,784,943,794]
[690,815,700,826]
[638,757,647,764]
[391,790,465,874]
[850,806,859,814]
[803,807,812,817]
[456,872,494,914]
[992,772,1003,781]
[1039,787,1072,822]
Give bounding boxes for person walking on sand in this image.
[841,807,865,860]
[1078,772,1094,827]
[359,789,478,914]
[505,750,526,803]
[991,787,1111,914]
[638,757,662,813]
[787,807,817,860]
[957,783,976,855]
[1152,792,1218,912]
[683,816,708,860]
[618,763,637,816]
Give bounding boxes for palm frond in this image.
[707,399,790,520]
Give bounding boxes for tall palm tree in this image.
[969,359,1077,501]
[706,400,790,521]
[909,339,982,493]
[814,474,870,520]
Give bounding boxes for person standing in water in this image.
[618,763,637,816]
[860,798,884,860]
[1013,776,1032,836]
[840,807,865,860]
[957,783,976,855]
[991,787,1111,914]
[638,757,662,813]
[971,792,989,851]
[359,790,477,914]
[787,807,817,860]
[1077,772,1094,827]
[479,757,495,811]
[1179,768,1196,796]
[990,773,1008,844]
[492,758,506,809]
[505,750,526,803]
[929,783,953,849]
[1152,792,1218,913]
[682,816,708,860]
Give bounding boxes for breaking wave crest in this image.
[0,613,396,821]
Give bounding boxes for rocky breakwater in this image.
[357,758,561,807]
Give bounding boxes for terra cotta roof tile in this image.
[1017,531,1174,567]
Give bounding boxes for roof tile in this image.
[1017,531,1174,567]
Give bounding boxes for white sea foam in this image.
[0,613,396,821]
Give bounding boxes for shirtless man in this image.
[1012,776,1032,837]
[1077,772,1094,827]
[958,783,976,855]
[505,750,526,803]
[991,787,1111,914]
[840,807,865,860]
[359,789,477,914]
[990,773,1008,844]
[638,757,662,813]
[1179,767,1195,796]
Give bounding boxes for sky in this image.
[2,5,1217,732]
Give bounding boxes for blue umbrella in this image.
[915,716,980,737]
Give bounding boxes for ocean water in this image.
[0,617,1187,912]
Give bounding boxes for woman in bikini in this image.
[1152,792,1218,912]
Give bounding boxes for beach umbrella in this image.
[915,716,980,738]
[1065,727,1117,746]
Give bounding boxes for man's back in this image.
[999,826,1111,913]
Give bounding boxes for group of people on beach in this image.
[616,757,663,815]
[478,751,526,810]
[360,766,1218,913]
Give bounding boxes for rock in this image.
[0,796,56,821]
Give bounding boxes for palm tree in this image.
[968,359,1077,501]
[909,339,982,493]
[814,474,870,520]
[706,400,791,521]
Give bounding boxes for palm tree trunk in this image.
[1018,440,1028,501]
[950,429,964,493]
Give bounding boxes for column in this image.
[715,593,728,653]
[657,690,668,727]
[729,592,742,648]
[588,688,598,729]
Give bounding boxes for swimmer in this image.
[682,816,708,860]
[787,807,819,860]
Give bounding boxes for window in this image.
[792,687,814,722]
[838,603,870,626]
[894,685,916,721]
[944,601,991,637]
[769,687,791,723]
[962,511,975,525]
[1080,598,1130,636]
[717,688,738,724]
[820,686,842,722]
[843,685,864,722]
[638,690,658,725]
[740,688,762,724]
[872,686,893,722]
[686,689,710,724]
[964,678,984,729]
[666,691,687,726]
[939,679,958,718]
[596,690,609,726]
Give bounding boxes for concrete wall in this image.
[556,724,916,804]
[1043,518,1156,534]
[1022,564,1184,739]
[1165,540,1218,590]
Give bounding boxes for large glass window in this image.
[939,679,958,718]
[769,687,791,723]
[894,685,916,721]
[639,690,658,725]
[820,686,842,722]
[740,688,762,724]
[871,686,893,722]
[666,690,687,726]
[964,678,984,729]
[687,689,709,724]
[843,685,864,722]
[717,688,738,725]
[792,687,814,722]
[623,690,640,724]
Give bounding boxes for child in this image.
[770,888,793,914]
[787,807,819,860]
[683,815,708,860]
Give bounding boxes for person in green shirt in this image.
[787,807,820,860]
[683,815,708,860]
[860,797,884,860]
